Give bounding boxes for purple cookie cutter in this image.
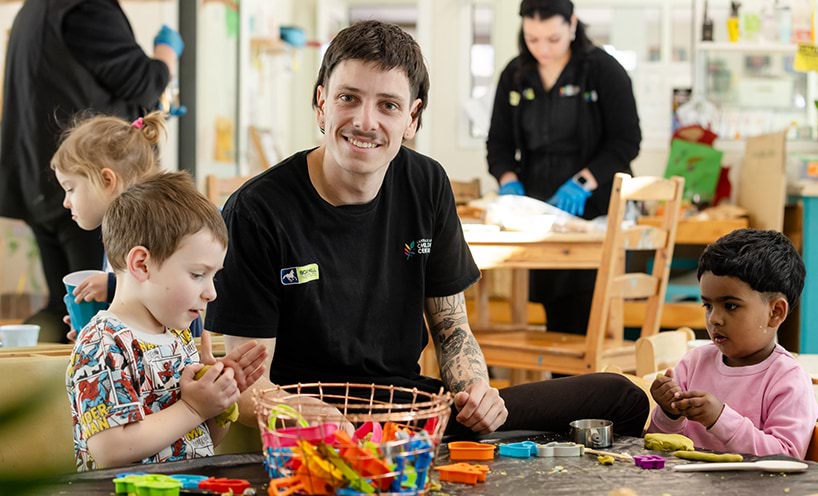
[633,454,666,469]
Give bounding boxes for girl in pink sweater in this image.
[649,229,817,458]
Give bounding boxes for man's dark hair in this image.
[311,20,430,130]
[698,228,805,314]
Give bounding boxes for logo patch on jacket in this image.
[280,263,319,285]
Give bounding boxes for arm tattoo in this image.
[427,293,489,393]
[437,328,489,393]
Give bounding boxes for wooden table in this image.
[465,217,749,333]
[464,230,603,331]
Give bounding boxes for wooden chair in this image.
[473,173,685,378]
[635,327,695,378]
[205,174,252,206]
[450,178,481,205]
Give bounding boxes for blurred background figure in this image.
[0,0,181,342]
[486,0,641,336]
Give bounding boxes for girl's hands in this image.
[73,273,109,303]
[672,390,725,429]
[650,368,683,418]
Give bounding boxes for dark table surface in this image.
[26,432,818,496]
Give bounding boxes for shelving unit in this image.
[691,0,818,142]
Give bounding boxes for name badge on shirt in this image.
[559,84,580,97]
[280,263,320,285]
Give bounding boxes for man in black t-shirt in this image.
[206,20,649,437]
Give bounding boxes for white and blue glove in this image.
[499,180,525,196]
[154,25,184,57]
[548,178,591,217]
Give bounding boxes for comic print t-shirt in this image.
[65,311,213,471]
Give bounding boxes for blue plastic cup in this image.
[63,270,110,331]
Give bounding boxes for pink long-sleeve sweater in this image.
[648,343,817,458]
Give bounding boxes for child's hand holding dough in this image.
[672,389,725,429]
[650,368,683,419]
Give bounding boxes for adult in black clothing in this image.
[206,20,648,437]
[0,0,181,342]
[487,0,641,336]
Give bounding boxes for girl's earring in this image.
[570,31,576,41]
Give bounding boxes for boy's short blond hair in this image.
[103,171,228,272]
[51,111,166,191]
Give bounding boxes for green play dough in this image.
[673,450,744,462]
[644,433,695,452]
[193,364,239,427]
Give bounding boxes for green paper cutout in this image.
[664,139,723,203]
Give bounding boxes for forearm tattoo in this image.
[428,294,489,393]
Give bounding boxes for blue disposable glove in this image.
[154,25,184,57]
[548,178,591,217]
[499,180,525,196]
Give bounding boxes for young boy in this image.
[66,172,239,471]
[649,228,817,457]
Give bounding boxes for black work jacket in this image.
[486,47,641,217]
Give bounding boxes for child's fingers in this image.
[199,331,216,365]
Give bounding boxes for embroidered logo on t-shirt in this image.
[280,263,320,285]
[404,239,432,260]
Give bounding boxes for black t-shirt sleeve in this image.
[205,203,281,338]
[62,0,169,108]
[424,165,481,297]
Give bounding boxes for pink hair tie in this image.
[131,117,144,129]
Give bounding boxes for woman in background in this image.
[486,0,641,335]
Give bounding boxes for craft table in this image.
[31,432,816,495]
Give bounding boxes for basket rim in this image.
[253,382,453,424]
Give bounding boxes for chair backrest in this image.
[450,178,481,205]
[205,174,252,206]
[635,327,695,378]
[586,173,685,368]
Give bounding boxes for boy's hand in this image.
[180,362,240,421]
[650,368,683,418]
[199,331,268,392]
[672,390,724,429]
[453,380,507,434]
[73,273,109,303]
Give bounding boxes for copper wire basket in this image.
[254,383,453,495]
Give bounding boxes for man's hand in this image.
[673,390,724,429]
[73,273,109,303]
[453,381,507,434]
[199,331,268,392]
[650,368,683,418]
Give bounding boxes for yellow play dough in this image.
[673,450,743,462]
[193,364,239,427]
[597,455,615,465]
[644,433,695,452]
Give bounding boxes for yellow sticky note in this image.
[794,43,818,72]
